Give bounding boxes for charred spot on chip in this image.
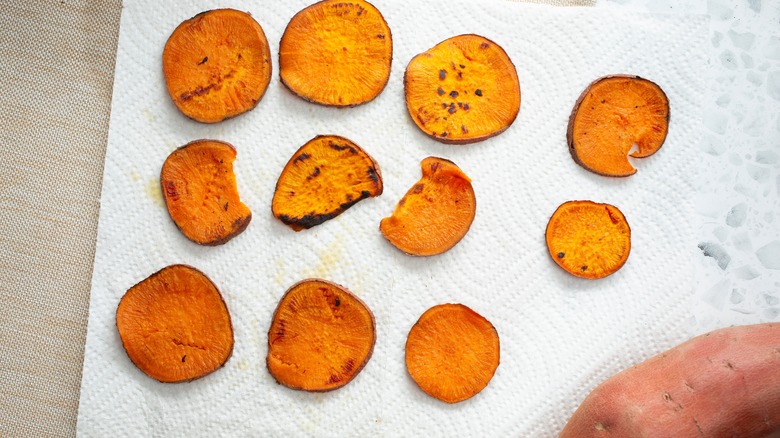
[294,153,311,163]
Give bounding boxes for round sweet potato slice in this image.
[267,279,376,392]
[567,75,670,177]
[116,264,234,383]
[380,157,476,256]
[162,9,272,123]
[404,34,520,144]
[406,303,500,403]
[272,135,383,231]
[545,200,631,279]
[161,139,251,246]
[279,0,392,107]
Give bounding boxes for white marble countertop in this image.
[597,0,780,333]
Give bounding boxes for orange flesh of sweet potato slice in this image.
[116,264,234,383]
[545,200,631,279]
[279,0,392,107]
[568,75,670,177]
[405,303,500,404]
[266,279,376,392]
[404,34,520,144]
[380,157,476,256]
[272,135,383,231]
[161,139,251,245]
[163,9,272,123]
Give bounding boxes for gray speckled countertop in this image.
[601,0,780,333]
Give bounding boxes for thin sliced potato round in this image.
[406,304,500,403]
[116,264,234,383]
[272,135,383,231]
[405,34,520,144]
[567,75,670,177]
[163,9,272,123]
[267,279,376,392]
[545,200,631,279]
[279,0,392,107]
[380,157,476,256]
[161,139,251,246]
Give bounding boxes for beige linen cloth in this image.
[0,0,593,435]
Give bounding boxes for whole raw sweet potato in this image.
[560,323,780,437]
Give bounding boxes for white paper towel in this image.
[77,0,707,435]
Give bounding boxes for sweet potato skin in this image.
[567,75,670,177]
[560,323,780,437]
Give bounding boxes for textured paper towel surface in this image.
[77,0,707,435]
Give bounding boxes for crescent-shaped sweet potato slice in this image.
[545,200,631,279]
[163,9,272,123]
[380,157,476,256]
[272,135,382,231]
[404,34,520,144]
[567,75,670,177]
[161,140,251,245]
[279,0,392,107]
[116,264,234,383]
[266,279,376,392]
[406,303,500,403]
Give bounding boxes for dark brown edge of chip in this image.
[278,0,393,108]
[403,33,521,145]
[271,134,383,232]
[116,264,235,383]
[544,200,632,280]
[266,278,377,392]
[160,139,252,246]
[566,75,670,177]
[404,303,500,403]
[162,8,273,124]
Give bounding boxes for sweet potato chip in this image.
[267,279,376,392]
[163,9,272,123]
[567,75,670,176]
[380,157,476,256]
[545,200,631,279]
[116,264,234,383]
[404,34,520,144]
[161,139,251,245]
[272,135,383,231]
[279,0,392,106]
[406,303,500,403]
